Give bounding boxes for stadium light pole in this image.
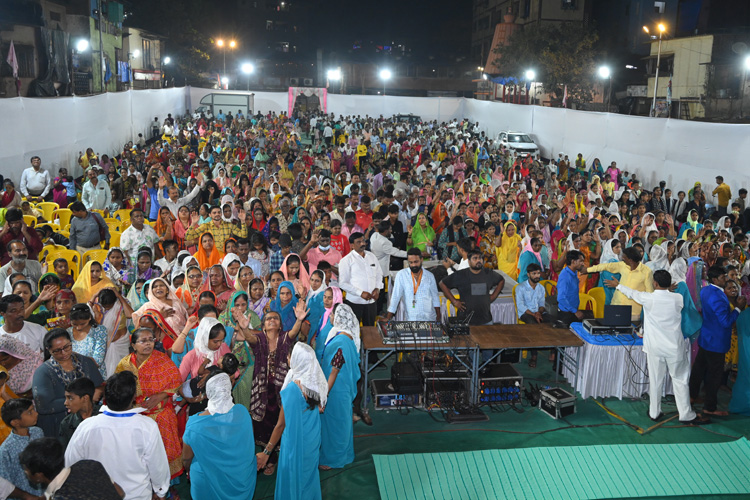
[241,63,254,91]
[380,69,392,96]
[644,23,666,117]
[525,69,536,105]
[598,65,611,111]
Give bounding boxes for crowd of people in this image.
[0,106,747,499]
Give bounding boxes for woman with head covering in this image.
[173,206,193,251]
[221,253,243,286]
[201,265,235,313]
[597,238,622,305]
[234,300,308,476]
[256,342,326,498]
[176,265,204,314]
[270,281,300,332]
[102,247,134,290]
[33,329,103,437]
[234,265,255,294]
[178,317,233,381]
[0,335,42,398]
[132,277,189,334]
[678,209,703,239]
[154,206,176,258]
[248,278,270,319]
[319,303,361,470]
[135,247,161,282]
[183,372,257,500]
[305,270,327,345]
[517,237,545,283]
[496,221,522,279]
[194,232,224,270]
[71,261,115,304]
[408,212,436,256]
[115,327,184,479]
[279,254,310,300]
[646,243,670,272]
[220,291,261,409]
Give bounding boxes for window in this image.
[646,54,674,76]
[142,39,154,70]
[654,1,665,14]
[50,11,61,21]
[561,0,577,9]
[0,43,35,78]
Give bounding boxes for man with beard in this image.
[386,248,440,322]
[0,209,43,266]
[439,249,504,326]
[515,262,552,368]
[0,241,42,295]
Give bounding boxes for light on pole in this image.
[241,63,254,91]
[163,56,171,65]
[221,76,229,90]
[741,55,750,118]
[644,23,666,117]
[76,39,89,52]
[525,69,536,105]
[216,38,236,77]
[379,68,391,96]
[598,65,612,111]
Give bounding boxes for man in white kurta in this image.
[65,372,170,500]
[617,270,706,425]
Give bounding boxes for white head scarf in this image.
[306,270,328,301]
[206,372,234,415]
[281,342,328,408]
[642,212,658,234]
[222,253,242,279]
[646,244,669,272]
[325,303,361,352]
[669,257,688,284]
[195,317,224,366]
[566,233,578,251]
[600,238,621,264]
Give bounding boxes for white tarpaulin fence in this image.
[2,87,749,192]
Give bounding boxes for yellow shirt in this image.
[586,261,653,316]
[712,183,732,207]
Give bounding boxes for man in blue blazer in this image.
[689,266,746,416]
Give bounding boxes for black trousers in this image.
[717,205,728,217]
[345,299,376,415]
[557,309,593,325]
[520,312,552,359]
[689,346,725,412]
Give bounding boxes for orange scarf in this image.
[193,233,224,270]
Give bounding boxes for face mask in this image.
[319,245,331,251]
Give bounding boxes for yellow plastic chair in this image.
[40,244,65,263]
[58,230,70,239]
[540,279,557,297]
[82,249,108,265]
[45,249,80,281]
[55,209,72,228]
[579,293,597,314]
[36,202,59,222]
[588,287,606,318]
[104,218,121,232]
[22,215,36,227]
[108,231,121,248]
[113,209,131,222]
[512,284,524,324]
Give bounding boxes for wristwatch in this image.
[262,447,273,456]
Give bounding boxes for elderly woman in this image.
[32,329,104,437]
[183,372,257,500]
[233,300,307,476]
[201,265,235,313]
[256,342,326,500]
[115,327,184,479]
[132,277,189,335]
[319,304,361,470]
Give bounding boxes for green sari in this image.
[220,291,261,410]
[409,218,436,253]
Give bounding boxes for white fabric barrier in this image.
[186,87,288,115]
[0,88,186,180]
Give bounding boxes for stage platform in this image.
[373,439,750,499]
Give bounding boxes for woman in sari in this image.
[183,372,257,500]
[33,329,104,437]
[248,278,270,319]
[221,253,243,287]
[578,229,601,292]
[597,238,622,305]
[173,206,193,251]
[132,277,189,335]
[408,212,435,256]
[178,317,233,381]
[279,254,310,300]
[319,303,361,470]
[548,229,567,282]
[136,248,162,281]
[234,266,255,294]
[71,261,115,304]
[91,287,134,377]
[194,232,224,270]
[234,302,307,476]
[201,265,235,313]
[496,221,522,279]
[0,335,42,398]
[138,309,181,354]
[270,281,301,332]
[176,265,204,314]
[517,238,545,283]
[102,247,134,291]
[116,328,184,479]
[220,291,261,409]
[431,202,448,236]
[314,287,343,361]
[729,308,750,415]
[305,271,327,346]
[256,342,326,500]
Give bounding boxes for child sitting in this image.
[53,258,75,290]
[59,378,98,450]
[0,399,44,497]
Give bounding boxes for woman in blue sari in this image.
[517,238,544,283]
[256,342,327,500]
[183,373,257,500]
[270,281,299,331]
[319,303,361,470]
[598,238,622,305]
[729,308,750,415]
[305,270,327,347]
[314,287,343,361]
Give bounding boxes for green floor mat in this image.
[374,438,750,500]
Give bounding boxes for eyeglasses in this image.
[188,274,203,279]
[50,344,72,355]
[136,338,156,344]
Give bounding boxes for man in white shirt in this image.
[65,370,171,500]
[120,209,160,267]
[156,176,203,217]
[19,156,52,202]
[386,248,440,322]
[370,221,407,276]
[338,232,383,326]
[0,241,42,295]
[0,295,46,352]
[323,123,334,145]
[81,169,112,211]
[617,270,708,425]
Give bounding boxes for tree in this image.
[493,23,600,105]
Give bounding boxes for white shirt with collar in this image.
[616,285,684,359]
[65,406,170,500]
[81,180,112,211]
[338,249,383,305]
[157,184,202,217]
[20,167,51,198]
[370,231,408,275]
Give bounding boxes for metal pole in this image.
[741,69,747,119]
[223,48,226,77]
[607,76,612,111]
[97,0,104,93]
[651,33,663,117]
